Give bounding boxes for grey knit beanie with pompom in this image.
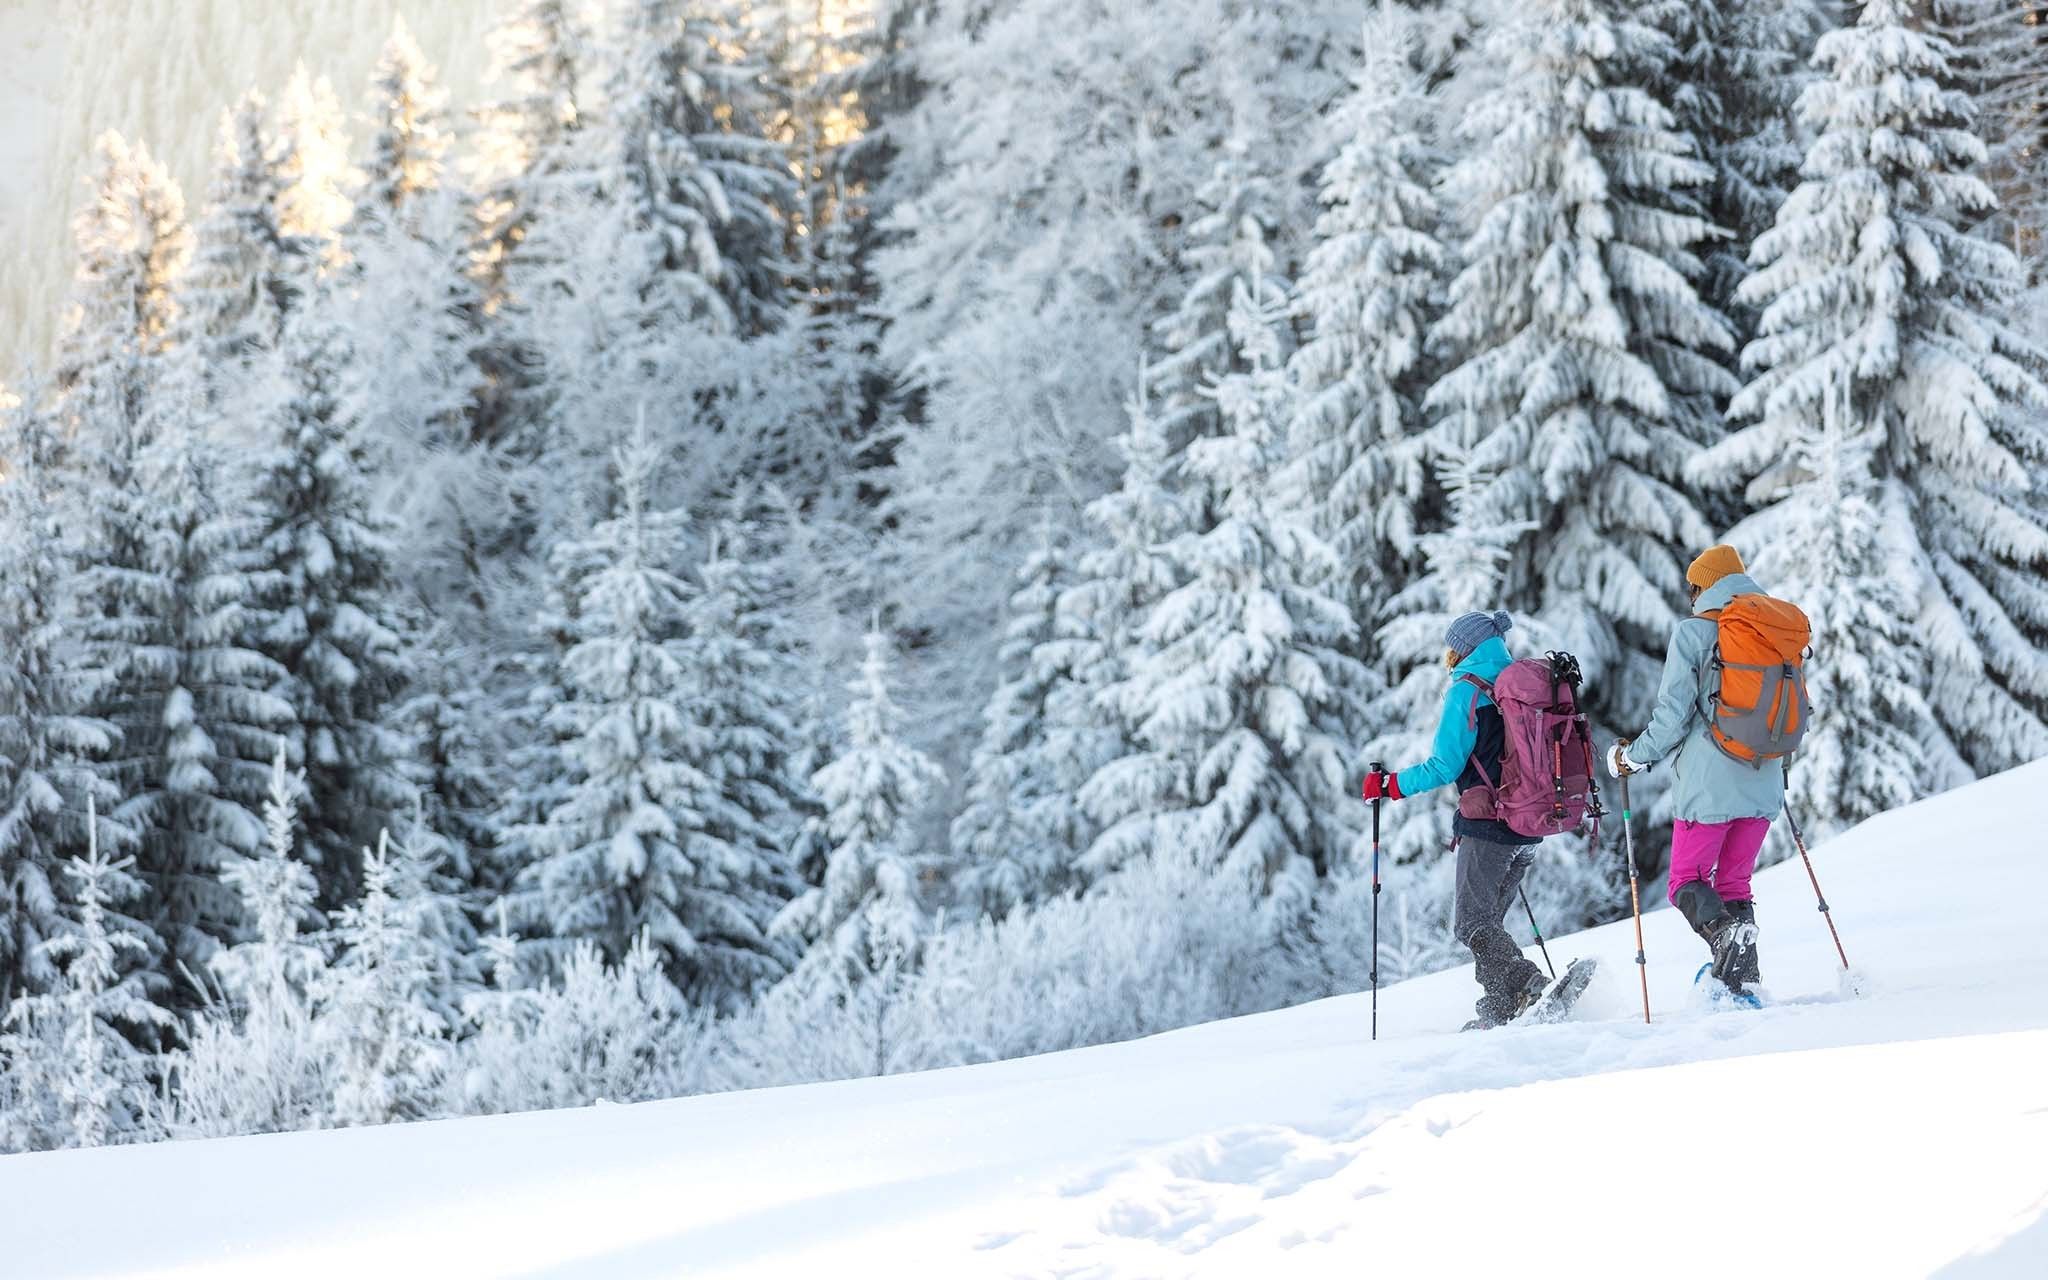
[1444,610,1512,658]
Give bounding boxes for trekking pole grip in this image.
[1368,763,1384,873]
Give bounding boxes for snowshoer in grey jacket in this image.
[1606,544,1783,990]
[1362,610,1549,1028]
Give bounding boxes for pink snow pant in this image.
[1666,817,1771,907]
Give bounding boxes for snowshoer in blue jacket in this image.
[1362,610,1549,1028]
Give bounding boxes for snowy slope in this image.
[5,763,2047,1279]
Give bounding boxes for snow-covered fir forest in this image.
[2,0,2046,1153]
[0,0,506,365]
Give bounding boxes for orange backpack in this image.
[1702,595,1812,767]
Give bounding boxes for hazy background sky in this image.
[1,0,504,381]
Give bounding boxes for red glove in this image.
[1361,771,1402,803]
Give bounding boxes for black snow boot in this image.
[1709,913,1760,990]
[1470,968,1550,1029]
[1726,901,1762,985]
[1504,967,1552,1021]
[1678,881,1757,990]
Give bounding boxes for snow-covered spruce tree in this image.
[53,138,195,956]
[951,527,1091,918]
[775,629,945,976]
[331,22,490,631]
[0,803,174,1152]
[487,527,588,923]
[242,305,413,909]
[53,126,188,421]
[339,12,479,423]
[1080,273,1370,920]
[499,141,770,551]
[739,215,886,523]
[395,656,504,901]
[811,0,926,388]
[54,141,296,990]
[1149,134,1294,467]
[753,0,895,540]
[1283,6,1451,643]
[0,394,122,1000]
[487,180,644,538]
[177,91,313,395]
[1646,0,1829,339]
[104,370,292,985]
[471,0,602,447]
[474,0,602,286]
[1736,409,1932,835]
[272,63,361,269]
[512,436,695,973]
[603,0,795,335]
[315,831,450,1127]
[664,519,808,1006]
[832,0,930,195]
[1697,0,2048,802]
[339,13,481,462]
[1040,378,1191,806]
[1933,1,2048,274]
[165,754,331,1139]
[355,16,452,233]
[49,130,189,581]
[53,132,189,395]
[516,442,793,1005]
[873,0,1356,763]
[1425,0,1735,725]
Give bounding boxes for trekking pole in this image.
[1619,772,1651,1025]
[1517,887,1556,979]
[1369,760,1384,1042]
[1780,781,1849,970]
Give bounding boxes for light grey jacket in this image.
[1627,572,1787,823]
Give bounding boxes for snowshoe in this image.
[1515,957,1599,1025]
[1694,961,1764,1010]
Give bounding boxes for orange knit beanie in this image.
[1686,544,1745,591]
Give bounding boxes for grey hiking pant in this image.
[1455,835,1547,1022]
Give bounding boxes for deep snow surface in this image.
[4,763,2046,1279]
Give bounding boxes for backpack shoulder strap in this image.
[1456,673,1504,804]
[1679,611,1725,748]
[1458,673,1492,730]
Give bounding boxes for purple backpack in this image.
[1456,652,1600,839]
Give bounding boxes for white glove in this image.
[1605,741,1640,779]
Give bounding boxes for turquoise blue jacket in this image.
[1397,635,1513,798]
[1627,571,1787,822]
